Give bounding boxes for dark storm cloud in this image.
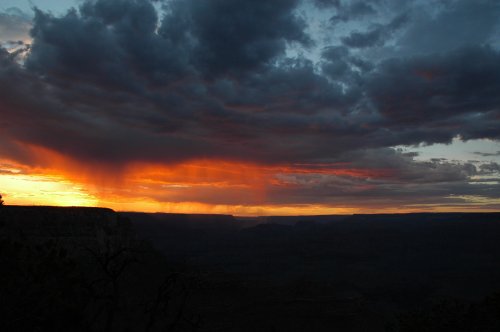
[159,0,310,77]
[1,0,499,163]
[341,13,408,48]
[312,0,341,9]
[27,2,189,90]
[479,162,500,174]
[341,149,478,183]
[321,46,373,85]
[367,46,500,142]
[0,0,317,165]
[398,0,500,55]
[0,0,499,208]
[331,2,377,23]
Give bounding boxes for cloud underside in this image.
[0,0,499,210]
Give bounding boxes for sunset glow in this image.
[0,154,379,215]
[1,0,499,215]
[1,148,499,216]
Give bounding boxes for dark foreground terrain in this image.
[1,206,500,331]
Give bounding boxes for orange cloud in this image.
[0,141,407,215]
[4,143,494,216]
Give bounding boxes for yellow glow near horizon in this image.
[0,168,360,215]
[0,171,358,215]
[0,173,99,207]
[100,199,361,216]
[1,153,499,216]
[2,169,499,216]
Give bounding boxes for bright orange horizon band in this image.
[0,144,498,216]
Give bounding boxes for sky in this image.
[0,0,499,215]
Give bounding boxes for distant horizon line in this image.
[3,204,500,218]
